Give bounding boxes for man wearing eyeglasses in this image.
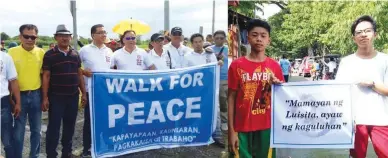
[163,27,193,69]
[78,24,113,158]
[336,15,388,158]
[110,30,155,70]
[8,24,45,158]
[149,33,176,70]
[210,30,229,149]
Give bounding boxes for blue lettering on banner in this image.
[89,63,219,158]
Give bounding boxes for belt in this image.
[21,89,39,94]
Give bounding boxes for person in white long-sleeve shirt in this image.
[335,15,388,158]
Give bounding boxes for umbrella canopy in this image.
[112,18,151,35]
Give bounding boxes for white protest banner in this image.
[270,81,354,149]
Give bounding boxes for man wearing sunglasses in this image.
[210,30,229,149]
[79,24,113,158]
[8,24,45,158]
[110,30,155,70]
[149,33,176,70]
[336,15,388,158]
[163,27,193,69]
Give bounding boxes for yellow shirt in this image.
[8,46,45,91]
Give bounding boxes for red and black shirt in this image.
[42,46,81,95]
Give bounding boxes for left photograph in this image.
[0,0,228,158]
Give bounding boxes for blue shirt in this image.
[211,45,228,81]
[279,59,290,75]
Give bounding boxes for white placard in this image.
[271,81,354,149]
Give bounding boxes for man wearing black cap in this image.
[42,24,87,158]
[149,33,176,70]
[163,27,193,69]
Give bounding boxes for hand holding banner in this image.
[89,63,219,158]
[270,81,354,149]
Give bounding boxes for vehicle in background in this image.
[298,56,315,77]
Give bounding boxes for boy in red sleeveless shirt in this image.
[228,19,284,158]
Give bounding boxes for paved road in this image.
[276,75,378,158]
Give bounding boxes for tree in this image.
[267,1,388,57]
[1,32,10,41]
[229,1,288,18]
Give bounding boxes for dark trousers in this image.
[83,93,91,153]
[283,75,289,82]
[1,95,15,158]
[46,93,79,158]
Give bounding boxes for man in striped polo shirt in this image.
[42,24,87,158]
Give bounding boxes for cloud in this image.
[0,0,227,40]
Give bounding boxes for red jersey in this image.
[228,57,284,132]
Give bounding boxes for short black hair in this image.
[282,54,286,59]
[19,24,38,34]
[213,30,226,37]
[190,33,204,43]
[351,15,377,36]
[91,24,104,36]
[120,30,136,44]
[247,19,271,35]
[184,37,189,41]
[206,34,212,38]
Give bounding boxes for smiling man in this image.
[8,24,45,158]
[227,19,284,158]
[336,15,388,158]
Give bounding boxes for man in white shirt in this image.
[111,30,155,70]
[321,57,337,80]
[149,33,176,70]
[336,15,388,158]
[0,51,21,158]
[163,27,193,68]
[78,24,112,158]
[183,33,222,67]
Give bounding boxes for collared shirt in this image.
[0,51,17,98]
[111,46,153,70]
[149,48,176,70]
[79,43,113,92]
[42,46,81,95]
[163,43,193,68]
[8,45,45,91]
[183,51,217,67]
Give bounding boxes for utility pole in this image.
[212,0,215,34]
[199,26,203,35]
[70,0,78,50]
[164,0,170,32]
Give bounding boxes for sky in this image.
[0,0,227,40]
[257,4,282,20]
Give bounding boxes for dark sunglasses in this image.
[125,37,136,40]
[172,32,182,36]
[22,34,37,40]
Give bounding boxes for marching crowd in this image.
[0,23,229,158]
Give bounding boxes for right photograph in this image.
[228,1,388,158]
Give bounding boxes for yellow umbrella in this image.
[112,18,151,35]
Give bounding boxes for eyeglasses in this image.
[215,37,225,40]
[154,38,164,43]
[22,34,37,40]
[125,37,136,40]
[95,31,107,35]
[354,28,374,36]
